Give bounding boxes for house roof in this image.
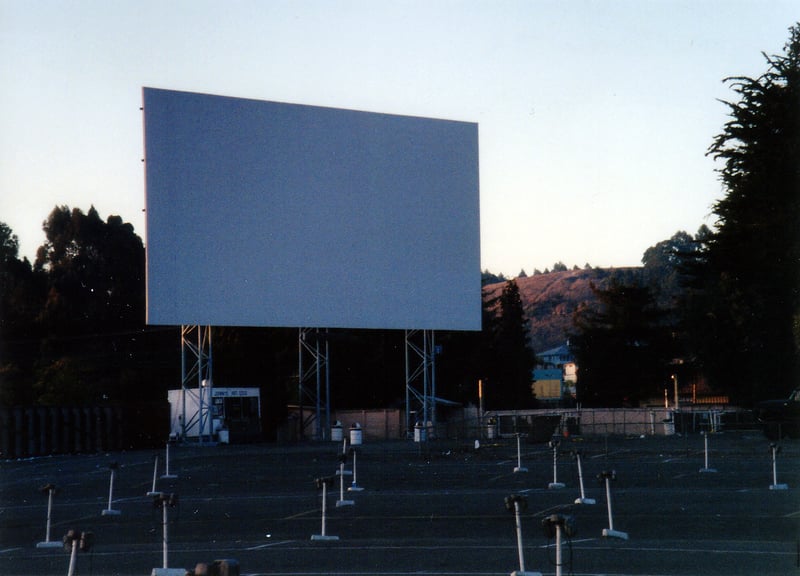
[539,344,571,358]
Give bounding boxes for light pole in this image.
[478,379,484,431]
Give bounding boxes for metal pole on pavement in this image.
[600,471,627,540]
[514,433,527,473]
[162,500,168,568]
[148,455,161,496]
[37,484,62,548]
[349,449,364,492]
[312,477,339,541]
[555,522,562,576]
[101,463,121,516]
[700,431,717,473]
[548,439,564,489]
[573,451,595,505]
[505,494,541,576]
[66,538,78,576]
[769,443,788,490]
[162,442,178,480]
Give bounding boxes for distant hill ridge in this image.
[483,267,642,353]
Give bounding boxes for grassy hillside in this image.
[483,267,642,353]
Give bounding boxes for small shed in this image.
[168,387,261,443]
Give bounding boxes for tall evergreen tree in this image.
[491,280,536,407]
[641,230,697,311]
[439,279,534,410]
[436,286,495,406]
[685,23,800,404]
[571,279,673,406]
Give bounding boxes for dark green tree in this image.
[684,24,800,404]
[0,222,47,405]
[571,279,673,406]
[481,269,506,286]
[31,205,162,404]
[437,280,535,410]
[641,228,709,316]
[436,289,496,406]
[0,222,19,262]
[490,280,536,407]
[36,206,145,333]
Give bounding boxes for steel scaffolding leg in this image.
[180,325,213,443]
[405,329,436,440]
[299,328,330,440]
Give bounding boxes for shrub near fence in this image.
[0,402,170,459]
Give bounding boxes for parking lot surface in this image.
[1,431,798,575]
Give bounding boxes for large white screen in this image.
[143,88,480,330]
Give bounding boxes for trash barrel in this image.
[330,421,343,442]
[486,419,497,440]
[413,422,426,442]
[349,422,362,445]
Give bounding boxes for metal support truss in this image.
[405,329,436,440]
[180,325,213,443]
[298,328,330,440]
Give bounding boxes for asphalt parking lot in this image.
[1,430,798,576]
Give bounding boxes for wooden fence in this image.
[0,402,170,459]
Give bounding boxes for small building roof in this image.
[533,368,563,381]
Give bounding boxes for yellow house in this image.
[532,368,563,401]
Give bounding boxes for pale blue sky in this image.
[1,1,796,276]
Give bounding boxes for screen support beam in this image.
[298,328,330,440]
[405,329,436,440]
[180,325,213,443]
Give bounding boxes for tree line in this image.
[1,23,798,416]
[0,205,533,417]
[482,261,595,285]
[572,24,799,407]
